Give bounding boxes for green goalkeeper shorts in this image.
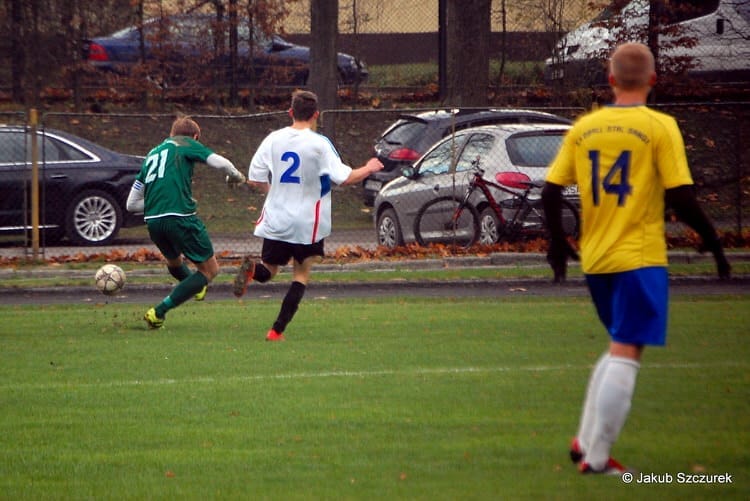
[146,215,214,264]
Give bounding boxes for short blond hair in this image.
[170,116,201,138]
[609,43,655,91]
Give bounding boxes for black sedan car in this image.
[0,126,144,246]
[362,108,572,206]
[83,14,368,87]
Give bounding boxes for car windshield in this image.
[505,133,564,167]
[456,133,495,172]
[416,133,476,176]
[417,137,460,176]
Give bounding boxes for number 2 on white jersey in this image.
[144,149,169,184]
[280,151,301,184]
[589,150,632,206]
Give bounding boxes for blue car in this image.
[83,14,368,87]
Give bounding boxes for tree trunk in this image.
[29,0,41,107]
[10,0,25,103]
[61,0,82,111]
[309,0,339,139]
[648,0,665,104]
[445,0,490,107]
[211,2,226,112]
[228,0,239,107]
[495,0,507,90]
[136,0,148,109]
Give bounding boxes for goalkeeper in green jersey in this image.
[126,116,246,329]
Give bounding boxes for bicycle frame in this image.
[414,158,578,248]
[455,163,541,231]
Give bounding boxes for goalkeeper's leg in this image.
[153,256,218,318]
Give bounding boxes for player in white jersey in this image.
[233,90,383,341]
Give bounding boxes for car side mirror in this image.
[401,166,416,179]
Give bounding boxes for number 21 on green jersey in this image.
[144,149,169,184]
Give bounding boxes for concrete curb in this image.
[1,251,748,280]
[0,250,747,305]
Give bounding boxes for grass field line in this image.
[3,361,747,392]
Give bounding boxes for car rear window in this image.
[42,136,93,162]
[0,132,92,163]
[505,133,564,167]
[381,120,427,146]
[664,0,719,24]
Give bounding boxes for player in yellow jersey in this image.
[542,43,730,475]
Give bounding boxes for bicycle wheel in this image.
[559,199,581,239]
[413,196,480,248]
[525,198,580,240]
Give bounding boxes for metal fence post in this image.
[29,108,41,261]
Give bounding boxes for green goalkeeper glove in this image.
[226,173,247,189]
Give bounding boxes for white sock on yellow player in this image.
[585,356,640,470]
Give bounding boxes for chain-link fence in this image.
[0,102,747,260]
[661,102,749,237]
[3,1,747,106]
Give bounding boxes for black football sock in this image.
[272,281,306,333]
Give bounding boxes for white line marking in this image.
[1,362,746,392]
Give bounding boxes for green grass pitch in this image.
[0,295,748,500]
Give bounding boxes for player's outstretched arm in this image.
[208,153,246,185]
[665,185,730,279]
[246,180,270,194]
[341,158,384,186]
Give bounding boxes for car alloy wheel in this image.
[479,207,501,245]
[67,189,122,245]
[376,208,404,249]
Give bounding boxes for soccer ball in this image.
[95,264,126,295]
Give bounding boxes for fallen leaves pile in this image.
[0,230,746,267]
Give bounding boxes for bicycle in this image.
[413,158,580,248]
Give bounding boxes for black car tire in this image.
[65,189,123,246]
[376,208,404,249]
